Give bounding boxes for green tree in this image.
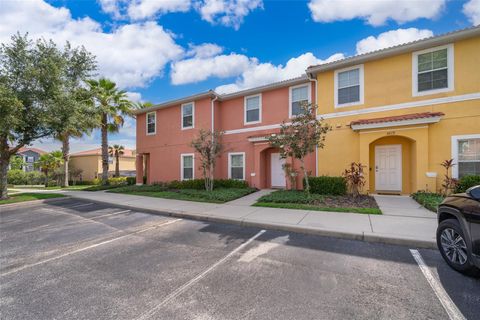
[35,151,63,187]
[108,144,125,177]
[9,155,25,170]
[0,34,65,200]
[86,78,133,185]
[269,103,331,195]
[51,43,97,187]
[190,130,224,191]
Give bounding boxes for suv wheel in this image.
[437,219,479,276]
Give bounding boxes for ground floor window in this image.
[181,154,194,180]
[228,152,245,180]
[452,135,480,178]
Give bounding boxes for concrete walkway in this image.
[51,190,439,249]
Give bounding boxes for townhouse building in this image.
[135,77,316,189]
[135,26,480,194]
[307,26,479,194]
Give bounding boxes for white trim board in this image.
[318,92,480,120]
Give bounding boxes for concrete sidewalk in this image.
[59,190,437,248]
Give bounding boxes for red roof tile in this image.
[17,147,47,155]
[350,112,445,126]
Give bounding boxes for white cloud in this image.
[356,28,434,54]
[126,91,142,103]
[0,0,183,89]
[186,43,224,58]
[196,0,263,30]
[215,52,344,94]
[463,0,480,25]
[98,0,125,19]
[171,53,254,84]
[308,0,446,26]
[127,0,191,20]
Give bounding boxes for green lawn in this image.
[0,193,66,205]
[411,191,444,212]
[108,185,256,203]
[254,190,382,215]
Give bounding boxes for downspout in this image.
[307,72,318,177]
[211,94,218,132]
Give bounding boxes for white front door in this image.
[271,153,286,188]
[375,145,402,192]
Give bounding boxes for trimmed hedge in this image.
[455,175,480,193]
[304,176,347,195]
[7,170,44,185]
[165,179,249,190]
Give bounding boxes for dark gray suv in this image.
[436,185,480,276]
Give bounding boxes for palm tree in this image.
[108,144,125,177]
[86,78,133,185]
[36,151,63,187]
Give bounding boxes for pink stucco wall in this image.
[136,81,316,189]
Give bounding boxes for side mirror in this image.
[466,185,480,201]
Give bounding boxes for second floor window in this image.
[417,48,448,92]
[337,68,361,106]
[146,112,156,135]
[182,102,194,129]
[290,85,309,117]
[245,94,261,124]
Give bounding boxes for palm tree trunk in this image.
[101,113,109,185]
[61,134,70,187]
[115,154,120,177]
[44,169,49,187]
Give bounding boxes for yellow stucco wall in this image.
[70,155,136,181]
[316,37,480,194]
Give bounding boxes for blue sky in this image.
[1,0,478,152]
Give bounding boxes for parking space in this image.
[1,200,478,320]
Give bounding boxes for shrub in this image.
[126,177,136,185]
[411,191,444,212]
[7,169,27,185]
[214,179,249,189]
[92,178,101,185]
[68,180,97,186]
[25,171,44,185]
[305,176,346,195]
[455,175,480,193]
[343,162,366,197]
[107,177,128,186]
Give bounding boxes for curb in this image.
[67,194,437,249]
[0,196,71,210]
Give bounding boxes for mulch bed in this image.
[312,195,379,209]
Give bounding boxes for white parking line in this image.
[91,210,131,220]
[135,229,267,320]
[1,219,181,277]
[410,249,466,320]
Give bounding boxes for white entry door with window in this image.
[271,153,286,188]
[375,145,402,192]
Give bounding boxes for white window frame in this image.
[146,111,156,135]
[451,134,480,179]
[244,93,262,125]
[412,44,454,97]
[181,102,195,130]
[289,83,311,118]
[228,152,245,180]
[334,64,364,108]
[26,156,34,163]
[180,153,194,181]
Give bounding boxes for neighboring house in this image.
[307,26,480,194]
[135,26,480,193]
[15,147,47,172]
[69,148,136,181]
[135,78,316,189]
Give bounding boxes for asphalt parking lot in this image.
[1,198,479,320]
